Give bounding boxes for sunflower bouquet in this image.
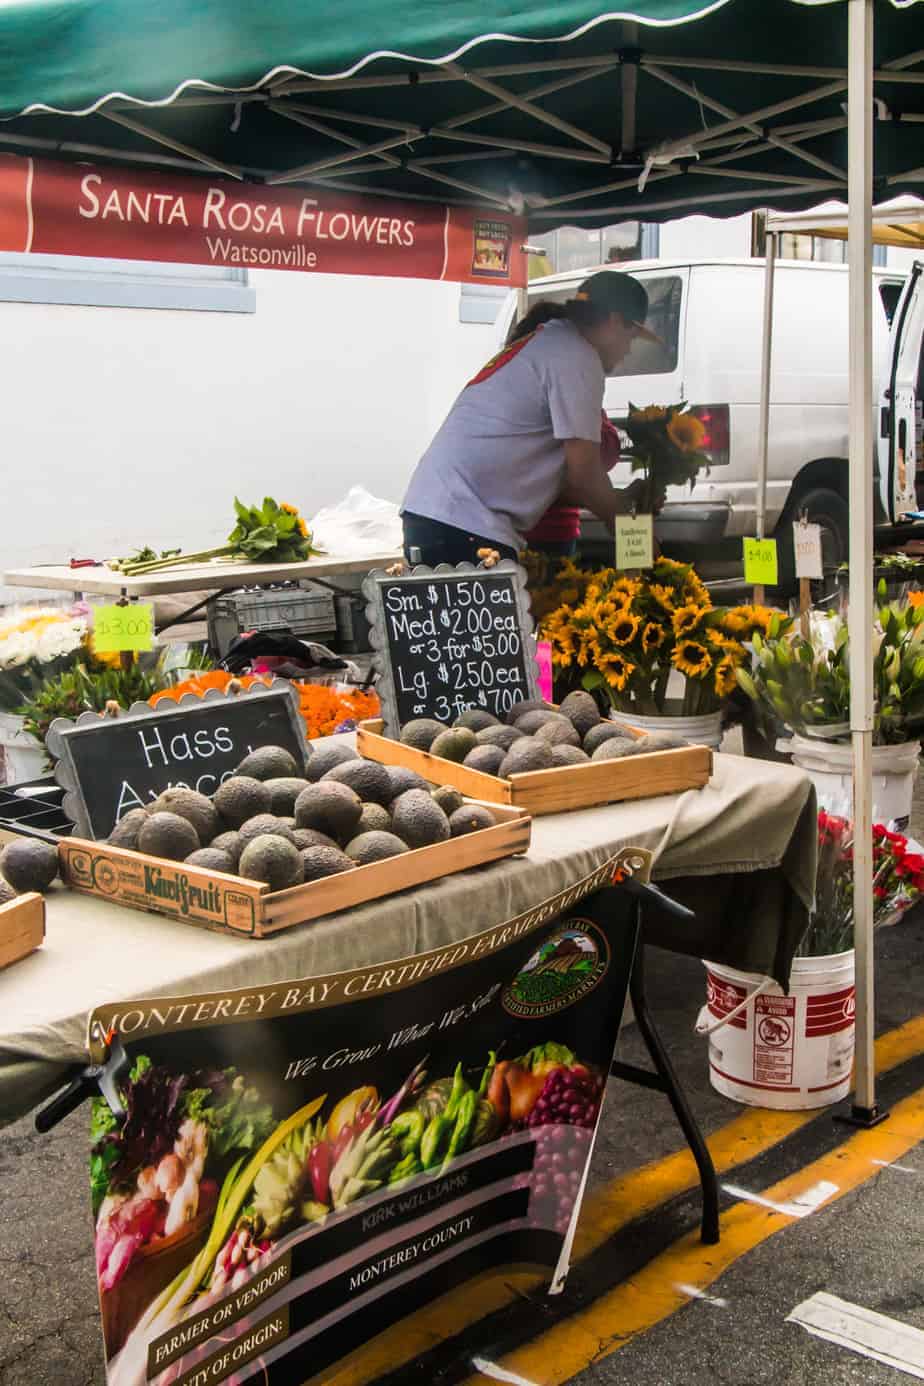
[622,403,710,492]
[541,556,777,715]
[109,498,323,576]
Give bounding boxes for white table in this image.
[3,553,402,600]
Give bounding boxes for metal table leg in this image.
[610,911,720,1245]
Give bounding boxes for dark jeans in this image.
[402,512,519,567]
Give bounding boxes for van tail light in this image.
[688,404,730,466]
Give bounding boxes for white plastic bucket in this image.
[699,953,856,1110]
[789,732,920,830]
[609,706,723,750]
[0,713,45,786]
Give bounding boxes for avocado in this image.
[150,787,219,845]
[430,727,477,763]
[583,722,631,755]
[0,838,58,893]
[386,765,431,801]
[462,744,506,776]
[323,757,394,807]
[357,803,392,835]
[559,690,601,738]
[0,877,17,904]
[499,738,556,777]
[454,708,501,732]
[345,831,410,864]
[210,830,244,866]
[305,739,358,782]
[591,737,636,761]
[398,718,446,752]
[533,717,581,749]
[185,847,237,874]
[238,814,298,847]
[431,786,465,817]
[107,808,149,851]
[239,834,303,890]
[475,724,521,751]
[514,709,563,736]
[504,698,550,725]
[390,790,451,849]
[549,744,591,766]
[293,827,341,853]
[294,782,363,842]
[301,845,357,880]
[265,777,311,816]
[448,805,496,837]
[214,776,272,829]
[138,811,201,862]
[235,745,301,781]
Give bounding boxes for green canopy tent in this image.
[0,0,922,1124]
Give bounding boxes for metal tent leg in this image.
[610,935,720,1245]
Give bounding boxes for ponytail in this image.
[506,295,612,345]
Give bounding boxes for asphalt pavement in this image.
[2,745,923,1386]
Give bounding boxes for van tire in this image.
[775,486,849,594]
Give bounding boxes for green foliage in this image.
[737,603,924,745]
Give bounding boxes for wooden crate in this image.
[56,802,530,939]
[357,718,712,816]
[0,892,45,969]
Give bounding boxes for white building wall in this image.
[1,270,497,601]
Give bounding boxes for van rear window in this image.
[607,275,682,378]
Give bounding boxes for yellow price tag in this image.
[743,537,778,587]
[93,603,154,653]
[615,513,654,570]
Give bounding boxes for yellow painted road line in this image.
[323,1013,924,1386]
[462,1084,924,1386]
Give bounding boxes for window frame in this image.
[0,251,255,313]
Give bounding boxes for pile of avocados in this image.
[395,692,686,776]
[100,742,496,889]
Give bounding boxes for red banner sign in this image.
[0,155,526,287]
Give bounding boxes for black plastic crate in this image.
[0,777,72,841]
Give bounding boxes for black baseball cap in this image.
[574,271,659,341]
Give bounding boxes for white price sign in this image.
[793,522,823,580]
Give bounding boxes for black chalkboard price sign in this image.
[363,561,539,735]
[46,682,310,841]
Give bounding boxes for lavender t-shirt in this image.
[401,319,604,551]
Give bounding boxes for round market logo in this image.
[503,921,608,1018]
[92,857,119,895]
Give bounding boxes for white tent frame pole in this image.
[643,62,846,180]
[431,128,610,164]
[755,229,777,549]
[649,53,924,83]
[267,102,403,168]
[444,62,612,157]
[100,111,244,179]
[847,0,877,1122]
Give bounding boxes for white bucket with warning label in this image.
[698,952,856,1110]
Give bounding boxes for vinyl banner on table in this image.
[0,154,527,286]
[86,852,647,1386]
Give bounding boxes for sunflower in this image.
[642,621,665,654]
[714,653,740,698]
[297,518,309,538]
[747,605,776,633]
[611,575,642,603]
[606,610,641,647]
[707,628,745,656]
[672,639,713,679]
[721,606,753,634]
[671,603,707,639]
[648,583,678,613]
[630,405,668,423]
[280,502,299,515]
[598,651,635,691]
[666,412,706,453]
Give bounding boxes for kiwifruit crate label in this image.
[363,561,540,736]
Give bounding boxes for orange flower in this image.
[150,672,380,739]
[909,591,924,608]
[666,412,706,453]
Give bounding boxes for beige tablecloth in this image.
[0,752,816,1126]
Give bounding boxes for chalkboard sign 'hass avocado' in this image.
[363,561,539,737]
[46,683,310,841]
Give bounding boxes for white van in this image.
[513,258,924,579]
